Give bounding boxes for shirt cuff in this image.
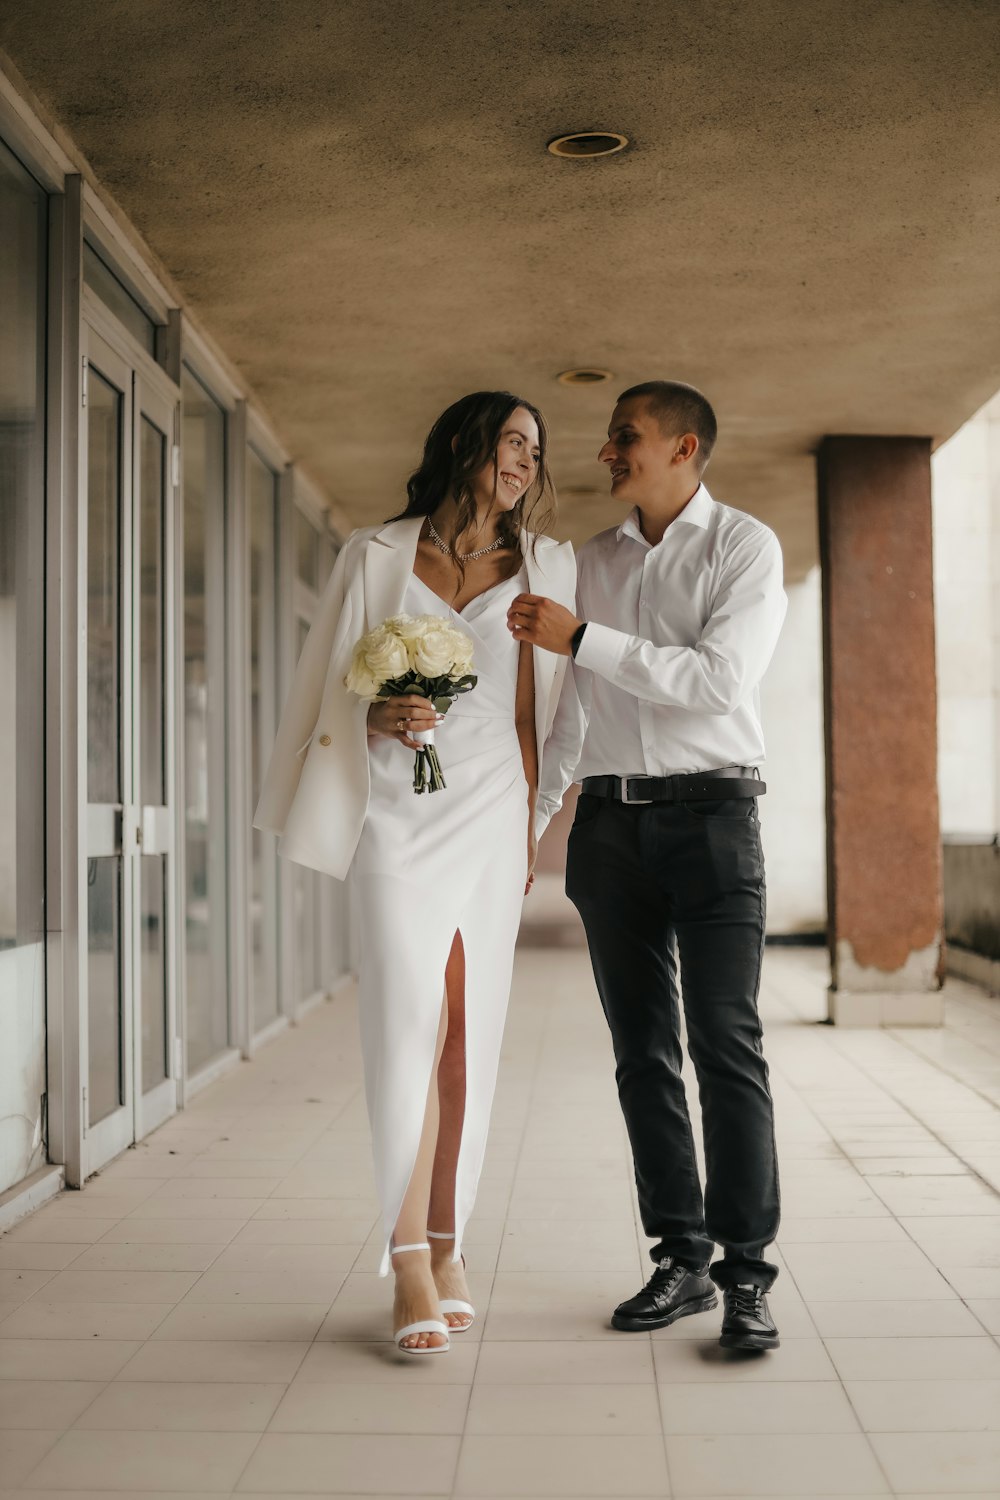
[572,620,629,682]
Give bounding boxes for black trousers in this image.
[566,792,780,1289]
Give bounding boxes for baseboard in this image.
[946,943,1000,996]
[184,1046,243,1100]
[0,1163,65,1234]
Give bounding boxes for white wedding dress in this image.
[352,563,530,1275]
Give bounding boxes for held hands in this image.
[507,594,581,656]
[525,824,537,896]
[367,695,443,751]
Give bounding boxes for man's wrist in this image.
[570,621,588,659]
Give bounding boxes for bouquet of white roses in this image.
[344,615,477,793]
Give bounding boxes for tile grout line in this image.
[812,1026,1000,1340]
[747,1002,944,1495]
[217,1005,374,1499]
[453,956,556,1498]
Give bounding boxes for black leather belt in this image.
[580,767,765,805]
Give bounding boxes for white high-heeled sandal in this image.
[391,1242,450,1355]
[427,1230,476,1331]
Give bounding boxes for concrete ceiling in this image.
[3,1,999,579]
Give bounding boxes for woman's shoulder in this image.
[523,528,574,557]
[343,523,382,549]
[337,521,398,562]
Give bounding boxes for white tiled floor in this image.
[2,945,1000,1497]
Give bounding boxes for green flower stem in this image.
[411,744,446,794]
[428,744,446,791]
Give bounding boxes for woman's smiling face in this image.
[469,406,541,512]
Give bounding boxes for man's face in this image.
[597,398,679,507]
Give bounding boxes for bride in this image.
[254,391,576,1352]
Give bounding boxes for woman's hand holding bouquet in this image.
[346,615,477,793]
[366,694,440,750]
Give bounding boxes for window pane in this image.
[292,613,317,1000]
[86,368,122,807]
[0,141,46,955]
[140,855,167,1092]
[139,416,166,806]
[83,242,156,355]
[182,368,230,1072]
[249,449,279,1031]
[0,140,47,1195]
[294,865,317,1001]
[87,855,123,1126]
[295,508,319,590]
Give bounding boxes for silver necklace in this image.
[427,516,505,562]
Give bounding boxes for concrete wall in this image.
[0,598,46,1194]
[932,391,1000,976]
[758,566,826,935]
[932,393,1000,837]
[943,842,1000,961]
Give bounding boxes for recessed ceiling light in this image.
[557,368,614,386]
[547,131,630,159]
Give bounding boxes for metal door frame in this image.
[78,307,181,1177]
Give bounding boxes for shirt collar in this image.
[617,483,714,547]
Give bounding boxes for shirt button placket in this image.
[639,555,651,773]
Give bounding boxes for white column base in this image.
[827,988,944,1027]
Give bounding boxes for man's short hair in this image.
[617,381,718,470]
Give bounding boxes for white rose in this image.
[386,613,422,643]
[344,642,380,700]
[413,619,468,679]
[343,623,409,698]
[361,623,410,682]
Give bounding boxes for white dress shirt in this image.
[536,483,787,836]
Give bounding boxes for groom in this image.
[508,381,786,1351]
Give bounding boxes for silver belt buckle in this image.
[620,776,654,805]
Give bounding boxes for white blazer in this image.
[253,516,577,880]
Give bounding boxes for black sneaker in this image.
[719,1283,780,1350]
[611,1256,718,1332]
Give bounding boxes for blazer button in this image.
[318,734,331,746]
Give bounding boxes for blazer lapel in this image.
[363,516,423,630]
[522,535,560,756]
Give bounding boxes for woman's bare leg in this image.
[428,932,474,1327]
[391,997,448,1350]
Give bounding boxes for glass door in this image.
[180,369,231,1075]
[248,449,280,1033]
[81,322,178,1172]
[134,386,176,1138]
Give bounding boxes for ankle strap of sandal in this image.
[426,1230,456,1240]
[391,1242,430,1255]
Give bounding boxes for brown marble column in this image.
[818,436,944,1025]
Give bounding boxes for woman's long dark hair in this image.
[387,391,556,581]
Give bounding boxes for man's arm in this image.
[574,531,786,714]
[513,530,786,716]
[535,656,591,841]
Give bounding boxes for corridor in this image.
[1,946,999,1497]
